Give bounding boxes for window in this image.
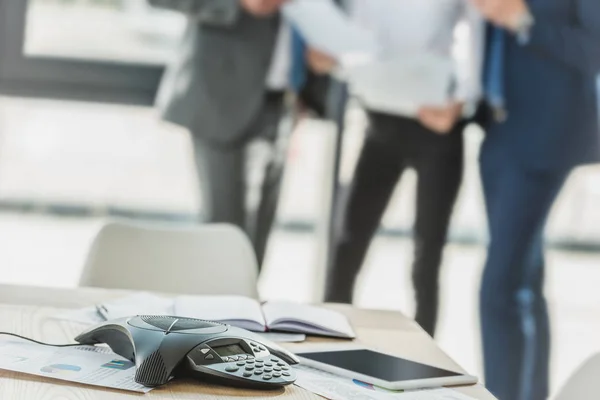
[24,0,185,64]
[0,0,186,104]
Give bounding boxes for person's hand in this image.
[240,0,287,17]
[306,48,337,75]
[418,103,464,135]
[469,0,530,32]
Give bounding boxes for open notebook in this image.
[174,296,356,339]
[55,294,355,340]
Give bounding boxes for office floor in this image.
[1,96,600,397]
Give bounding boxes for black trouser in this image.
[192,91,287,269]
[324,112,464,337]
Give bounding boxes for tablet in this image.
[296,348,478,390]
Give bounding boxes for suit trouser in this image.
[324,112,464,337]
[479,134,571,400]
[191,92,287,268]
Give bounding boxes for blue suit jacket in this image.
[485,0,600,171]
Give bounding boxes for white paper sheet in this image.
[0,339,152,393]
[282,0,379,63]
[345,54,455,117]
[53,292,174,325]
[294,365,478,400]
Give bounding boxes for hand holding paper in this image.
[282,0,459,117]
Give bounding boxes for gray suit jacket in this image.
[151,0,281,146]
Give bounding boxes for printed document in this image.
[0,339,152,393]
[345,54,455,117]
[282,0,379,64]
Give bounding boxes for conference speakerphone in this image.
[75,315,299,389]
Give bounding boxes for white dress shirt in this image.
[265,22,292,90]
[350,0,484,105]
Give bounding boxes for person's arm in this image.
[525,0,600,76]
[148,0,241,26]
[453,1,485,112]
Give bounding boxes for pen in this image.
[95,304,109,321]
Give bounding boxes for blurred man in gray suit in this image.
[151,0,318,267]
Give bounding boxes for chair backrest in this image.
[555,353,600,400]
[79,221,259,299]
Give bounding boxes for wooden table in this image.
[0,284,496,399]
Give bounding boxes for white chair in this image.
[79,221,259,299]
[555,353,600,400]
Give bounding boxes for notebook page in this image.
[174,295,266,331]
[262,301,355,338]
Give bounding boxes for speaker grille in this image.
[139,316,178,331]
[135,350,168,386]
[139,315,223,331]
